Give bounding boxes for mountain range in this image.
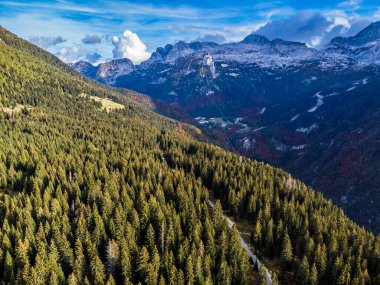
[73,21,380,233]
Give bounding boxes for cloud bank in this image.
[55,46,79,63]
[85,52,102,63]
[82,34,102,44]
[29,35,66,48]
[112,30,150,64]
[193,34,226,43]
[256,11,370,48]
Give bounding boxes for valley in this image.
[73,21,380,234]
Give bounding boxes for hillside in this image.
[73,21,380,234]
[1,26,380,285]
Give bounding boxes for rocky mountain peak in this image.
[330,21,380,46]
[271,38,307,47]
[240,34,271,45]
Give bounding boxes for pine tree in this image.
[309,263,318,285]
[186,255,194,285]
[338,264,351,285]
[3,250,14,282]
[295,256,309,284]
[146,224,156,252]
[88,243,106,285]
[281,232,293,276]
[216,260,231,285]
[257,268,268,285]
[137,246,150,283]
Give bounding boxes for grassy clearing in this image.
[1,104,32,114]
[80,93,125,112]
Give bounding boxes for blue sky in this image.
[0,0,379,64]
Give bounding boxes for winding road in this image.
[208,200,273,285]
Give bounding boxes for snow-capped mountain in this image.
[140,35,317,69]
[72,21,380,233]
[327,21,380,64]
[71,58,134,84]
[330,21,380,47]
[73,21,380,86]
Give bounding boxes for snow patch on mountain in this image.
[195,117,209,124]
[308,92,324,112]
[235,118,251,132]
[296,123,317,133]
[292,144,307,150]
[203,54,217,78]
[241,137,256,150]
[272,139,289,152]
[253,127,266,132]
[290,114,301,122]
[151,77,167,84]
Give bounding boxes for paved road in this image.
[208,200,272,285]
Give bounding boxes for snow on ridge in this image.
[253,126,266,132]
[194,117,209,124]
[235,118,251,132]
[296,123,317,133]
[326,92,339,97]
[272,139,288,152]
[362,78,369,84]
[308,92,324,113]
[290,114,301,122]
[151,77,167,84]
[292,144,307,150]
[346,86,357,92]
[241,137,256,150]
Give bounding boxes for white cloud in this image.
[374,8,380,20]
[193,34,226,44]
[256,11,370,48]
[310,36,322,46]
[324,10,352,31]
[112,30,150,64]
[82,34,102,44]
[85,52,102,64]
[56,46,80,63]
[29,35,66,48]
[338,0,363,10]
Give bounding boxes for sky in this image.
[0,0,380,64]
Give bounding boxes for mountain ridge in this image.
[74,20,380,74]
[330,20,380,46]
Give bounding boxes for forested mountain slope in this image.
[1,26,380,285]
[73,21,380,233]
